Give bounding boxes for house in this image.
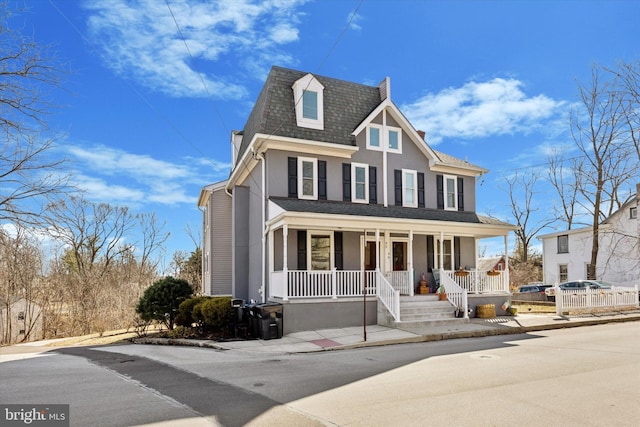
[538,184,639,287]
[477,255,508,274]
[199,66,516,333]
[0,297,43,344]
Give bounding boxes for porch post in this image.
[408,230,414,296]
[283,225,288,301]
[439,231,444,273]
[474,238,479,294]
[375,229,380,272]
[268,228,274,300]
[504,234,510,292]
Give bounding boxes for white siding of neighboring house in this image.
[539,192,639,287]
[0,298,43,344]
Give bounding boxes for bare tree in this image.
[547,148,581,229]
[505,170,555,263]
[570,63,639,279]
[0,4,70,226]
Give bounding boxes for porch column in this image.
[408,230,414,296]
[504,234,510,292]
[439,231,444,274]
[474,238,479,294]
[268,228,274,299]
[375,229,380,272]
[283,225,288,301]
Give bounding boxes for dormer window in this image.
[293,74,324,130]
[366,124,402,153]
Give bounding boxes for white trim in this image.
[444,174,458,211]
[307,230,334,271]
[297,157,318,200]
[402,169,418,208]
[387,126,402,154]
[435,237,454,270]
[351,162,369,203]
[293,73,324,130]
[366,124,382,150]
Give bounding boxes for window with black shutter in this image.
[334,232,343,270]
[369,166,377,204]
[436,175,444,209]
[342,163,351,201]
[318,160,327,200]
[418,172,425,208]
[457,177,464,211]
[288,157,297,198]
[394,170,402,206]
[297,230,307,270]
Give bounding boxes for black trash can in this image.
[244,304,260,339]
[256,302,283,340]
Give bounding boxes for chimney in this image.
[417,130,425,141]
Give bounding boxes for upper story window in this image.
[366,124,402,153]
[631,206,637,219]
[403,170,417,208]
[292,74,324,130]
[444,174,457,211]
[298,157,318,200]
[352,163,369,203]
[557,234,569,254]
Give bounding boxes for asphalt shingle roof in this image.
[270,197,513,227]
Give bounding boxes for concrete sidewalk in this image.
[134,310,640,354]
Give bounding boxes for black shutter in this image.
[457,177,464,211]
[342,163,351,201]
[297,230,307,270]
[334,232,343,270]
[436,174,444,209]
[454,236,461,270]
[427,235,434,271]
[318,160,327,200]
[288,157,297,198]
[418,172,425,208]
[369,166,377,204]
[394,170,402,206]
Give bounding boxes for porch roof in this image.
[269,197,515,236]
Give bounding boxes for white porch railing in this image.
[377,271,400,321]
[440,270,469,319]
[555,285,640,315]
[385,270,412,295]
[271,269,378,300]
[443,270,508,294]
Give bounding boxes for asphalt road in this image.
[1,321,639,426]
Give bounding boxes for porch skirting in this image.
[270,298,378,334]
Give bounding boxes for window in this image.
[309,232,332,270]
[559,264,568,282]
[352,163,369,203]
[302,90,318,119]
[403,170,417,207]
[436,238,454,270]
[298,157,317,200]
[366,124,402,153]
[631,206,637,219]
[444,175,457,210]
[292,73,324,130]
[557,235,569,254]
[17,312,25,320]
[367,126,381,149]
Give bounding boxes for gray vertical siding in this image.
[233,186,250,301]
[209,188,233,295]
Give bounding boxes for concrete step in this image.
[393,317,470,328]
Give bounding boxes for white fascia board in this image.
[226,133,359,191]
[352,99,440,163]
[537,225,593,241]
[429,163,488,177]
[267,211,514,238]
[197,180,228,207]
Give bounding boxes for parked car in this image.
[545,280,613,296]
[517,285,543,293]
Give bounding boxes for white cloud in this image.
[65,144,226,207]
[402,78,567,144]
[83,0,308,98]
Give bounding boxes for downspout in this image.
[253,148,267,303]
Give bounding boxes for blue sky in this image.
[14,0,640,258]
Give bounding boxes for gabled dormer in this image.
[292,73,324,130]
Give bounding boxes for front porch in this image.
[270,268,509,300]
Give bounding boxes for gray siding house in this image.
[199,66,515,334]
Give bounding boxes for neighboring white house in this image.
[538,185,639,287]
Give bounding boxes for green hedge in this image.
[176,296,233,334]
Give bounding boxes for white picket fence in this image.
[555,285,639,315]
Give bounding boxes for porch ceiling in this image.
[267,197,516,238]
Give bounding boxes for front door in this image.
[364,241,377,271]
[392,241,407,271]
